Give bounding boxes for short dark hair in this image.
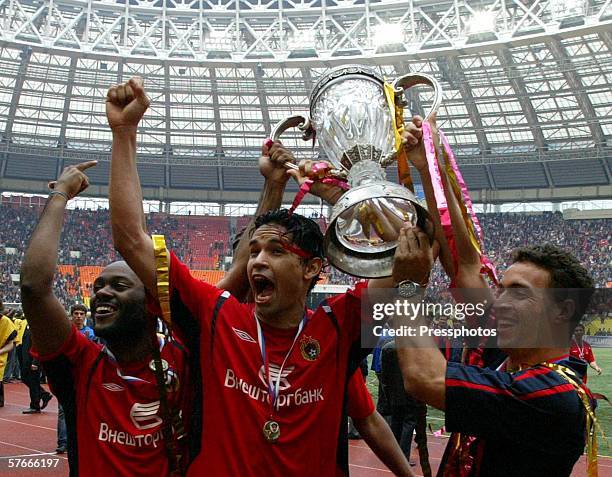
[232,227,247,253]
[70,304,88,315]
[253,209,325,291]
[511,244,594,330]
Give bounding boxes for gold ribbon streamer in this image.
[152,234,172,326]
[384,81,415,193]
[544,363,604,477]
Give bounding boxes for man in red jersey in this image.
[106,76,426,476]
[570,323,602,381]
[21,162,191,477]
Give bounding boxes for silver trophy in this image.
[273,65,442,278]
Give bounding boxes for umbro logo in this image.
[102,383,125,392]
[232,327,256,343]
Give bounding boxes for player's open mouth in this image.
[252,274,275,305]
[94,303,118,320]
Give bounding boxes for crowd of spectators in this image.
[0,203,609,308]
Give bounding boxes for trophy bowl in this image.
[272,64,442,278]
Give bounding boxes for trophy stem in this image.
[347,161,388,188]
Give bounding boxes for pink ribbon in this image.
[289,179,315,215]
[422,122,455,261]
[422,122,498,287]
[422,123,495,477]
[439,131,499,285]
[288,164,349,215]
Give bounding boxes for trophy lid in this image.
[309,65,384,115]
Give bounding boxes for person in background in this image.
[6,311,27,383]
[19,324,53,414]
[432,315,462,364]
[371,325,393,421]
[0,302,17,407]
[570,323,602,382]
[70,304,95,340]
[381,340,423,467]
[4,309,24,383]
[347,370,415,477]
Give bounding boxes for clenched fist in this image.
[401,113,439,172]
[259,139,296,186]
[106,76,150,132]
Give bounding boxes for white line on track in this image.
[0,401,58,414]
[348,463,391,472]
[0,441,66,460]
[0,452,60,459]
[0,417,56,432]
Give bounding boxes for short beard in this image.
[94,300,149,344]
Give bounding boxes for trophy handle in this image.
[392,73,442,120]
[271,114,314,142]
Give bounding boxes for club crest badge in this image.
[300,336,321,362]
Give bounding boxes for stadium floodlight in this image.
[466,10,496,35]
[372,23,404,47]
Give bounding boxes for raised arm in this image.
[106,77,158,296]
[218,140,294,299]
[402,114,455,281]
[392,226,447,410]
[20,161,97,355]
[432,121,494,308]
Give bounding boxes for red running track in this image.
[1,383,611,476]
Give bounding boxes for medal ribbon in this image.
[255,313,308,412]
[544,362,604,477]
[384,81,415,193]
[573,338,585,360]
[152,235,172,326]
[102,336,166,384]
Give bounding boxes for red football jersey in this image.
[570,339,595,364]
[570,340,595,363]
[347,371,375,421]
[33,326,190,477]
[165,252,366,476]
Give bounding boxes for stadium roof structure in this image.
[0,0,611,204]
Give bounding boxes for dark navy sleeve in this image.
[445,362,586,453]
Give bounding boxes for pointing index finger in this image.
[75,160,98,171]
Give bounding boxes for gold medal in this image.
[263,420,281,443]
